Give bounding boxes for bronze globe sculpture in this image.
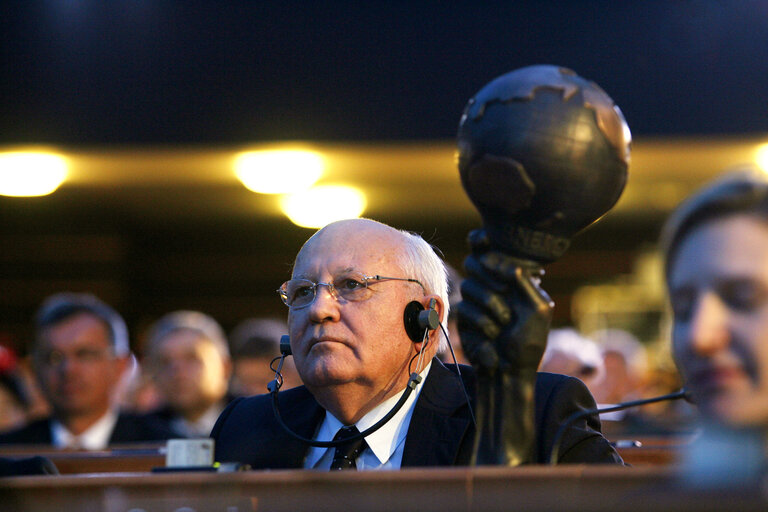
[457,64,631,263]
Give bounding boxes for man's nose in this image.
[687,293,731,356]
[308,283,341,322]
[56,356,81,377]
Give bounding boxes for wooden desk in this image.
[0,445,165,474]
[1,466,766,512]
[612,436,691,466]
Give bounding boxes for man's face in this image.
[151,329,230,416]
[36,312,126,419]
[668,215,768,426]
[288,221,428,399]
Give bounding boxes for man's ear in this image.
[222,357,233,381]
[114,352,132,377]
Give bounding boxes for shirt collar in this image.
[51,410,119,450]
[170,403,225,438]
[310,361,431,467]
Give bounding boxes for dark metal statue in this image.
[456,65,631,465]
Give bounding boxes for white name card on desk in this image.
[165,438,215,468]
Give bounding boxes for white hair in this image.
[145,310,230,361]
[395,229,450,353]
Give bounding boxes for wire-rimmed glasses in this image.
[278,271,425,309]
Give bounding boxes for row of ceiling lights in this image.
[7,142,768,227]
[0,148,366,229]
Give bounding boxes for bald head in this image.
[295,219,406,271]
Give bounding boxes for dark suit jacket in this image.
[0,412,178,446]
[211,359,622,467]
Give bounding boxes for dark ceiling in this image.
[3,0,768,146]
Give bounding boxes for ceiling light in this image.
[755,143,768,173]
[0,151,68,197]
[280,185,367,228]
[234,149,324,194]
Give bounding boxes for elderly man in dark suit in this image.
[212,218,621,469]
[0,293,176,448]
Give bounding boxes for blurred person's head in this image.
[0,344,29,431]
[145,311,231,422]
[590,329,648,404]
[228,317,300,396]
[32,293,130,433]
[662,167,768,428]
[540,328,604,390]
[439,264,468,365]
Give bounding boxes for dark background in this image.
[3,0,768,145]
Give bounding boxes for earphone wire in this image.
[269,352,422,448]
[439,322,476,427]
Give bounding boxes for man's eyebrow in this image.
[330,267,356,275]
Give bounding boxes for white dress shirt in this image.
[304,361,431,470]
[170,403,225,438]
[51,410,119,450]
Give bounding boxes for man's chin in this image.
[299,362,356,389]
[705,393,768,428]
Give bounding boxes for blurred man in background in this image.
[228,317,300,397]
[539,328,604,392]
[144,311,232,437]
[0,293,175,448]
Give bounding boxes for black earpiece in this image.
[403,299,439,343]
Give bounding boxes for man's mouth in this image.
[689,366,746,394]
[308,336,346,351]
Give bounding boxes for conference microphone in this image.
[548,389,691,465]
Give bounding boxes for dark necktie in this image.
[330,426,368,470]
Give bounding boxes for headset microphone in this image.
[268,334,423,448]
[548,388,690,465]
[279,334,292,356]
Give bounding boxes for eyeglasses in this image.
[278,271,426,309]
[37,347,113,368]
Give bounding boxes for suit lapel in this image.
[265,387,325,468]
[401,359,474,467]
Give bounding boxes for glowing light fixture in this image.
[755,143,768,173]
[234,149,324,194]
[281,184,367,228]
[0,151,68,197]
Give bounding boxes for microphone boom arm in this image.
[548,389,689,465]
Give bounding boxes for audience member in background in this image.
[0,293,176,448]
[228,317,301,397]
[144,311,232,438]
[588,329,664,435]
[662,168,768,483]
[0,344,30,432]
[539,328,604,392]
[590,329,648,407]
[438,265,469,365]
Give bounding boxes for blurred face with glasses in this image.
[282,219,443,424]
[35,312,128,432]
